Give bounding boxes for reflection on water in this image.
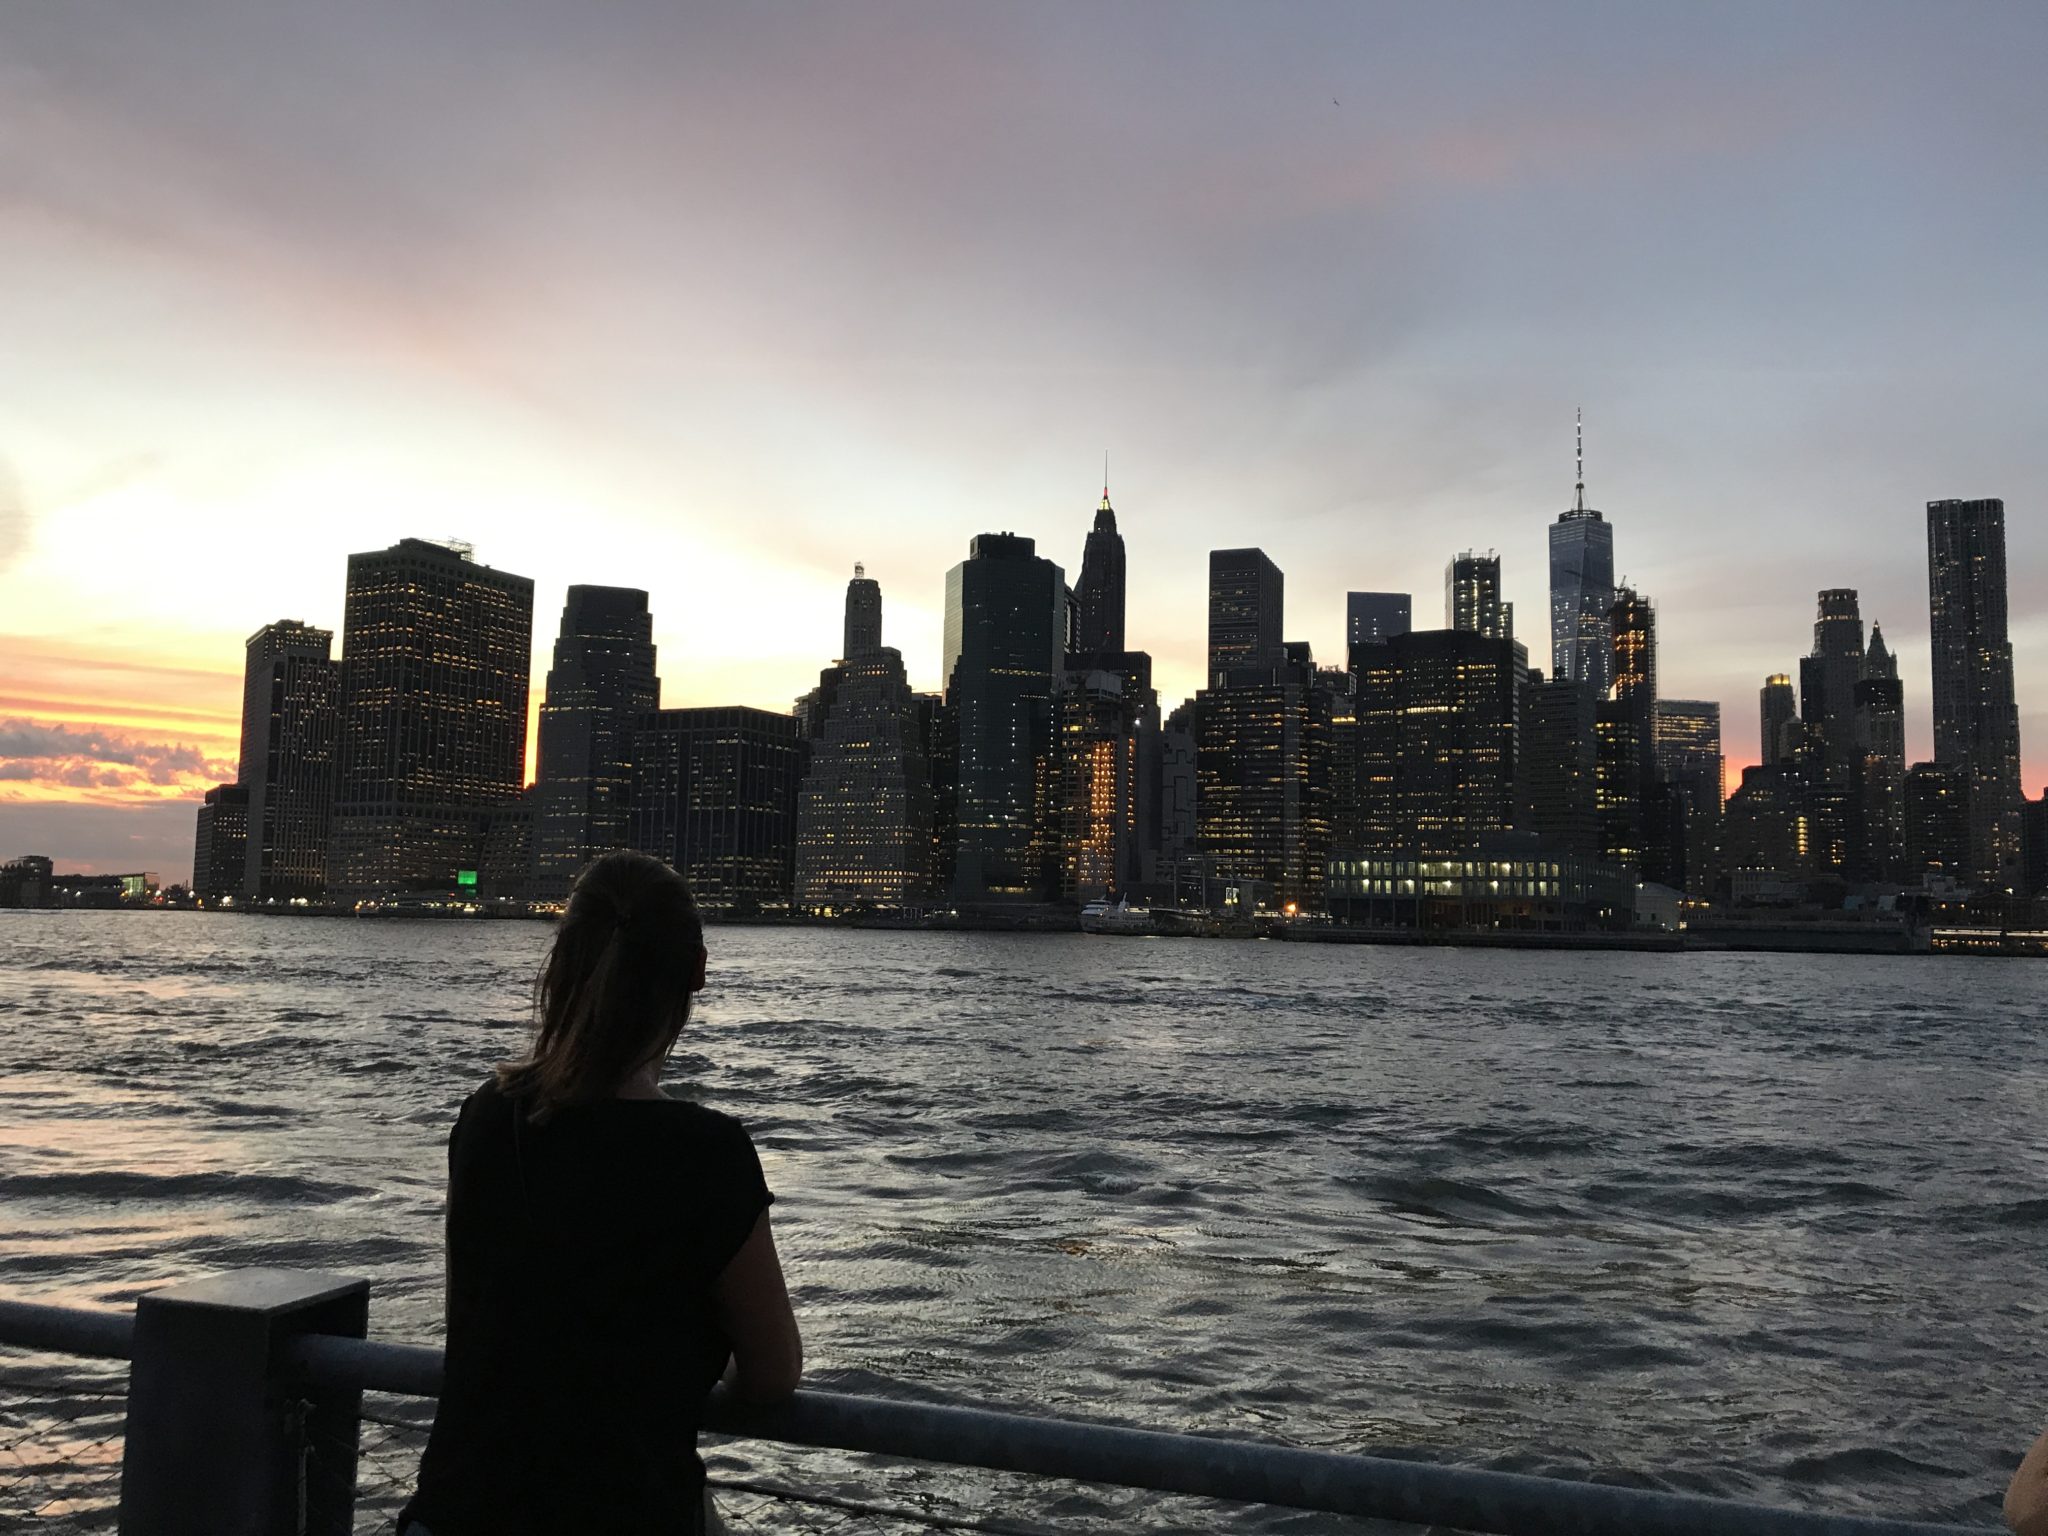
[0,911,2042,1527]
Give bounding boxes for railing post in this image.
[118,1268,370,1536]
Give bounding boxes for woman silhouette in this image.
[401,851,801,1535]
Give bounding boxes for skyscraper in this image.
[1195,644,1331,908]
[631,707,801,910]
[1760,674,1798,765]
[944,533,1066,902]
[1795,589,1864,876]
[1549,412,1615,695]
[1445,551,1510,642]
[533,586,660,900]
[1346,592,1411,656]
[192,783,249,902]
[1207,549,1283,683]
[1854,624,1906,879]
[1366,629,1520,856]
[794,568,934,910]
[1928,497,2024,886]
[1655,699,1724,893]
[328,538,535,898]
[1518,674,1599,858]
[1073,483,1127,655]
[1598,588,1658,876]
[239,620,339,901]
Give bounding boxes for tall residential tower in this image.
[1927,498,2024,886]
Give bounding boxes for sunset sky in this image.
[3,2,2045,876]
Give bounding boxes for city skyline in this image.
[4,2,2048,873]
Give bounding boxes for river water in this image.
[1,912,2042,1530]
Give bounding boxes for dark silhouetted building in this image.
[1723,763,1813,898]
[1928,497,2024,886]
[631,707,801,910]
[1207,549,1283,684]
[1903,761,1971,882]
[1518,674,1599,858]
[1760,674,1798,766]
[533,585,660,900]
[1549,421,1615,695]
[239,620,340,902]
[945,533,1066,902]
[795,568,934,910]
[1346,592,1411,654]
[1656,700,1724,894]
[328,539,535,898]
[1597,587,1658,875]
[0,856,53,909]
[193,783,249,902]
[2023,788,2048,897]
[1073,486,1127,655]
[1797,588,1865,877]
[1854,624,1906,880]
[1376,629,1519,857]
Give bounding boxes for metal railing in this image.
[0,1274,2006,1536]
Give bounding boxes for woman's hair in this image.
[497,851,704,1119]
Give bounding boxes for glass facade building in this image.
[1549,511,1614,695]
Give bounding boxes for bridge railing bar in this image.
[0,1272,2005,1536]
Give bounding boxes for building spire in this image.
[1574,407,1585,513]
[1101,450,1111,513]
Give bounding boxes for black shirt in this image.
[402,1079,773,1535]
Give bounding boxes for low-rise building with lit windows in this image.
[1327,832,1634,931]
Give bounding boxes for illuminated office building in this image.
[631,707,801,910]
[1195,644,1331,908]
[192,784,249,902]
[1056,663,1146,901]
[328,539,534,897]
[240,620,339,901]
[1549,415,1615,694]
[1597,587,1658,875]
[794,568,935,909]
[1446,550,1511,643]
[1903,761,1970,881]
[1928,498,2024,886]
[1207,549,1284,683]
[944,533,1066,902]
[1383,629,1519,856]
[1655,699,1724,894]
[533,586,660,901]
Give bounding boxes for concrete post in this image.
[118,1268,370,1536]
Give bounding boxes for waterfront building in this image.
[1655,699,1725,894]
[0,856,53,909]
[1350,638,1401,853]
[1383,629,1519,856]
[944,533,1066,902]
[1055,662,1146,901]
[1345,592,1410,654]
[192,784,249,902]
[1207,549,1283,684]
[630,707,801,910]
[1549,416,1615,695]
[1518,674,1600,859]
[532,586,660,901]
[1760,674,1798,765]
[1195,643,1331,909]
[327,539,534,898]
[1723,763,1813,898]
[1445,550,1511,643]
[1321,667,1360,855]
[1328,830,1633,931]
[794,568,935,910]
[239,620,340,902]
[1854,624,1906,880]
[1927,498,2024,886]
[1073,485,1127,655]
[1903,761,1971,882]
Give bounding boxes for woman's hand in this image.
[714,1210,803,1404]
[2011,1425,2048,1536]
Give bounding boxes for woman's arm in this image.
[714,1209,803,1403]
[2010,1425,2048,1536]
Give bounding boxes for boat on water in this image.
[1079,897,1155,935]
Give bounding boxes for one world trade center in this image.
[1549,411,1615,695]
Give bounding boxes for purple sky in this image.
[3,2,2045,874]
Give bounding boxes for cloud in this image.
[0,716,235,802]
